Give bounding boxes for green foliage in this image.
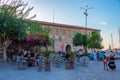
[26,21,43,35]
[0,6,27,45]
[73,32,87,46]
[73,32,88,53]
[43,33,50,41]
[0,0,35,47]
[88,31,103,50]
[37,38,43,42]
[73,32,82,46]
[42,51,52,57]
[42,27,51,34]
[81,53,89,57]
[66,51,75,57]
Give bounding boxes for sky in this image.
[25,0,120,49]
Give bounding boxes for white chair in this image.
[16,56,20,66]
[16,56,27,70]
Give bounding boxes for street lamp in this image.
[80,5,93,53]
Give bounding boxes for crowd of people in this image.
[78,50,117,71]
[103,51,116,71]
[17,49,37,67]
[89,50,116,71]
[14,48,117,71]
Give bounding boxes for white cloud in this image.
[98,21,107,26]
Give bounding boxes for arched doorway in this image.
[66,45,71,52]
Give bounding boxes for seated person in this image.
[27,50,35,67]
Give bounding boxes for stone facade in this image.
[33,20,100,52]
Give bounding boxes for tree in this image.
[42,33,50,51]
[73,32,87,53]
[25,21,43,35]
[21,33,50,51]
[88,31,103,51]
[0,0,36,61]
[18,20,51,52]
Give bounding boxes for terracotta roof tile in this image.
[32,20,100,31]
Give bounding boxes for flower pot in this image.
[69,57,74,69]
[45,57,51,71]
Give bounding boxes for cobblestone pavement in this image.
[0,60,120,80]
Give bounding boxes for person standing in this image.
[77,49,83,62]
[103,55,108,71]
[93,51,96,61]
[78,49,83,57]
[108,52,116,70]
[96,51,99,62]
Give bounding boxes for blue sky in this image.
[25,0,120,49]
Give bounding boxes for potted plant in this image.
[65,51,75,69]
[42,51,51,57]
[42,51,51,71]
[69,52,75,69]
[81,53,89,57]
[80,53,89,66]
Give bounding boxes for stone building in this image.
[33,20,100,52]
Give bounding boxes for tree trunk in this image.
[93,48,95,52]
[92,48,94,52]
[83,45,86,53]
[45,43,48,51]
[3,47,7,61]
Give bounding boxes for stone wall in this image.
[40,22,100,52]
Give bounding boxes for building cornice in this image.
[32,20,100,31]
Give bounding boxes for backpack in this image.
[103,58,108,62]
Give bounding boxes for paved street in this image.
[0,60,120,80]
